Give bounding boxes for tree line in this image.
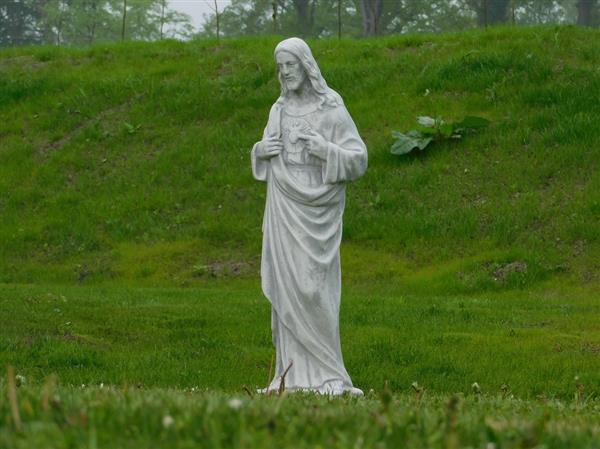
[0,0,193,47]
[1,0,598,47]
[201,0,599,38]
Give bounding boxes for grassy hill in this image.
[1,26,599,292]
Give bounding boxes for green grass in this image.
[0,26,598,289]
[2,26,600,448]
[2,282,599,398]
[1,280,600,448]
[3,386,600,449]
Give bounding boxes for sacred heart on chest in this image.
[284,118,312,154]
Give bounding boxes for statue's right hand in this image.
[256,137,283,160]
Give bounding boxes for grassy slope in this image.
[0,26,599,291]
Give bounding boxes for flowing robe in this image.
[252,98,367,395]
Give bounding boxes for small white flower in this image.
[411,381,423,392]
[162,415,175,428]
[15,375,26,387]
[228,398,243,410]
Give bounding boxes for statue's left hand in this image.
[297,131,329,160]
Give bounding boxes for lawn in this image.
[2,281,600,448]
[2,282,600,397]
[2,24,600,448]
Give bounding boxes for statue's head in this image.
[275,49,308,93]
[274,37,342,109]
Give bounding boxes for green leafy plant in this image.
[123,122,142,134]
[391,116,490,156]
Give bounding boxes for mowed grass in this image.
[0,26,599,289]
[2,282,599,398]
[2,281,600,448]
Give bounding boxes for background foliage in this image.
[202,0,595,38]
[0,0,193,47]
[1,0,600,47]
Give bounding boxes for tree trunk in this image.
[214,0,220,41]
[577,0,597,26]
[121,0,127,41]
[510,0,515,24]
[89,0,98,44]
[56,15,62,45]
[488,0,510,23]
[360,0,382,36]
[160,0,166,39]
[292,0,315,37]
[471,0,511,26]
[337,0,341,39]
[55,0,68,46]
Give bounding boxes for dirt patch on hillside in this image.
[493,261,528,281]
[0,55,47,71]
[192,259,257,278]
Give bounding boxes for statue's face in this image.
[276,51,307,92]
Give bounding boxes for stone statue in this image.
[252,37,367,395]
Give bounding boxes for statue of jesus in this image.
[252,37,367,395]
